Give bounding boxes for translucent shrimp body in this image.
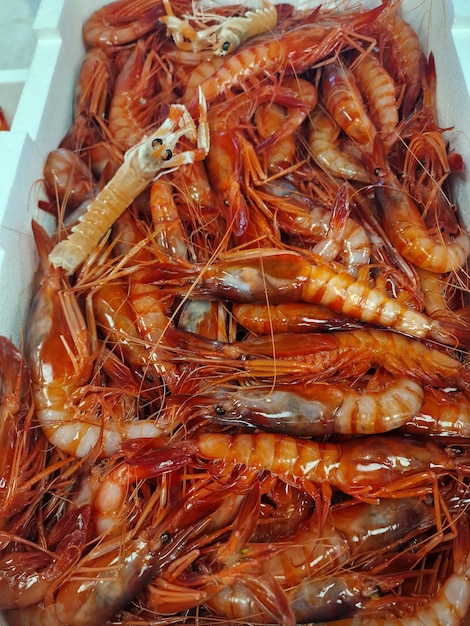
[49,98,209,275]
[211,378,424,436]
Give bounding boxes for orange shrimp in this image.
[26,223,166,458]
[349,48,399,149]
[161,0,278,57]
[370,137,470,274]
[150,179,190,260]
[307,106,371,182]
[149,248,452,345]
[210,376,424,436]
[43,148,95,214]
[260,179,371,274]
[183,2,386,107]
[49,95,209,275]
[190,431,466,500]
[234,328,470,391]
[255,76,318,153]
[82,0,166,48]
[232,302,364,334]
[204,129,249,237]
[322,59,377,152]
[375,0,426,117]
[108,35,172,151]
[205,496,441,623]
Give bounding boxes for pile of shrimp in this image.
[3,0,470,624]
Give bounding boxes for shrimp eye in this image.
[215,405,226,416]
[224,199,229,206]
[160,530,171,544]
[222,41,230,52]
[373,167,381,176]
[162,149,173,161]
[152,137,163,148]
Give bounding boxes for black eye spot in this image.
[162,149,173,161]
[215,405,226,416]
[160,530,171,544]
[222,41,230,52]
[373,167,381,177]
[152,137,163,148]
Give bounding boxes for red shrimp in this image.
[146,248,452,345]
[82,0,166,48]
[322,59,377,153]
[210,376,424,436]
[232,302,364,334]
[370,137,470,274]
[26,222,166,458]
[190,431,466,499]
[199,496,443,623]
[0,505,92,610]
[234,328,470,391]
[375,1,426,117]
[349,48,399,149]
[307,106,371,182]
[43,148,95,214]
[183,2,387,107]
[403,385,470,438]
[108,35,172,151]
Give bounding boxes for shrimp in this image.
[108,35,173,151]
[26,222,167,458]
[149,248,452,345]
[375,1,425,117]
[202,495,443,623]
[82,0,166,48]
[403,386,470,438]
[210,376,424,436]
[232,302,364,334]
[370,137,470,274]
[307,106,371,182]
[183,2,386,106]
[260,179,371,274]
[190,431,466,499]
[43,148,95,214]
[349,48,399,149]
[322,59,377,152]
[6,512,210,626]
[161,0,278,57]
[48,93,209,275]
[0,505,92,610]
[150,179,190,260]
[255,76,318,152]
[235,328,470,391]
[343,518,470,625]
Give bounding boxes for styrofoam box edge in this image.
[0,0,469,349]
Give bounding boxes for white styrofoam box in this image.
[0,0,469,351]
